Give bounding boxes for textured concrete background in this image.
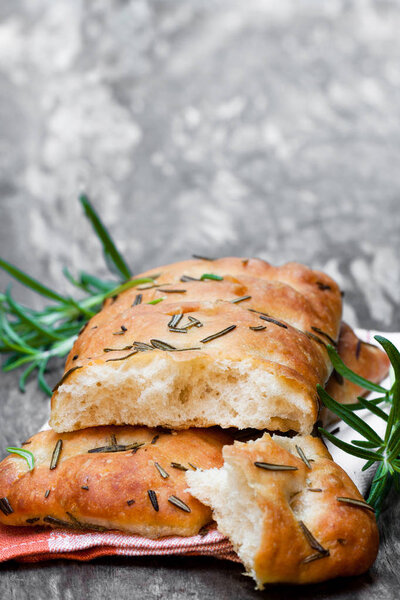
[0,0,400,598]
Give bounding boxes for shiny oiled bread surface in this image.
[51,258,342,433]
[0,427,231,537]
[137,257,342,339]
[64,300,331,387]
[187,433,379,586]
[100,273,338,341]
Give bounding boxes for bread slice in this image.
[50,300,333,434]
[50,258,342,433]
[0,426,231,537]
[186,433,378,587]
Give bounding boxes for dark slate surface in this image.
[0,1,400,598]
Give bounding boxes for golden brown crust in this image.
[325,322,390,407]
[51,257,342,433]
[62,301,330,383]
[51,300,333,433]
[192,433,378,586]
[137,257,342,339]
[100,273,339,342]
[0,426,231,537]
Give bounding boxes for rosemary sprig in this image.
[318,336,400,515]
[0,196,155,396]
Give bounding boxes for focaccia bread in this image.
[51,300,333,434]
[323,322,390,424]
[50,257,342,434]
[186,433,378,588]
[0,426,230,537]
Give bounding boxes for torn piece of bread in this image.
[51,299,333,434]
[186,433,378,588]
[0,426,230,537]
[323,322,390,424]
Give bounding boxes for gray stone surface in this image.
[0,0,400,598]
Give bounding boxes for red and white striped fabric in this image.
[0,522,238,563]
[0,329,397,563]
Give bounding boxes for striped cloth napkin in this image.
[0,329,396,564]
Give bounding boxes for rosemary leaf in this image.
[311,326,337,346]
[0,497,13,515]
[192,255,215,261]
[154,462,169,479]
[337,497,375,512]
[295,445,312,469]
[80,195,132,280]
[259,315,288,329]
[52,366,83,392]
[147,298,165,305]
[298,521,329,555]
[200,273,223,281]
[50,439,63,470]
[148,490,159,511]
[326,345,387,393]
[6,446,35,471]
[0,258,68,304]
[168,495,191,513]
[150,339,177,351]
[200,325,236,344]
[254,462,298,472]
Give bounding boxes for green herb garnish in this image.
[254,462,298,472]
[0,497,13,515]
[295,445,311,469]
[148,490,159,512]
[0,195,156,396]
[154,462,169,479]
[132,294,142,306]
[259,315,288,329]
[200,325,236,344]
[192,255,215,261]
[200,273,223,281]
[150,339,177,351]
[171,462,188,471]
[147,298,165,305]
[6,446,35,470]
[336,496,375,512]
[318,336,400,515]
[298,520,329,556]
[50,439,63,470]
[158,289,187,294]
[230,295,251,304]
[168,314,183,329]
[168,495,191,513]
[311,326,337,346]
